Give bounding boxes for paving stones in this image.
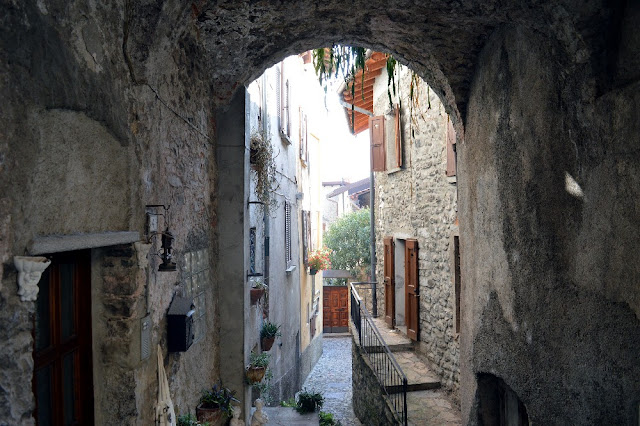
[303,336,363,426]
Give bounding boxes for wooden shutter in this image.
[446,116,456,177]
[370,116,385,172]
[394,106,402,168]
[301,210,311,267]
[405,239,419,341]
[383,237,395,327]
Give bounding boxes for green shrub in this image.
[319,411,339,426]
[295,389,324,414]
[177,413,209,426]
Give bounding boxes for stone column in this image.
[216,88,250,421]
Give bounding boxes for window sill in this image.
[386,167,402,175]
[285,265,297,275]
[280,131,293,146]
[447,175,457,184]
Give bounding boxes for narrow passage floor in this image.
[303,334,363,426]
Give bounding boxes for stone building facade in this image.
[368,64,460,396]
[1,1,639,425]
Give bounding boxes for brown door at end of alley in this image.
[323,286,349,333]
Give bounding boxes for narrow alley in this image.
[303,335,362,426]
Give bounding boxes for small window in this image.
[249,227,257,274]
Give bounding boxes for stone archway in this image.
[1,1,638,424]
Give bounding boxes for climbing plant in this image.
[249,129,280,214]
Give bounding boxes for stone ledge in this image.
[28,231,140,254]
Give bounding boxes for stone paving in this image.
[406,390,461,426]
[302,335,363,426]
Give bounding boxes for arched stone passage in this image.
[1,1,638,425]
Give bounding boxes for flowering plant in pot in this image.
[246,351,270,384]
[196,382,238,424]
[308,247,332,275]
[260,321,281,351]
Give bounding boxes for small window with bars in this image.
[285,202,292,267]
[182,249,210,344]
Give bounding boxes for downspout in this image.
[370,157,377,317]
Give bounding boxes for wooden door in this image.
[322,286,349,333]
[33,250,94,425]
[405,239,419,341]
[383,237,395,327]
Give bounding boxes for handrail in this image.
[350,284,408,425]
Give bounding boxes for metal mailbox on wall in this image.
[167,296,195,352]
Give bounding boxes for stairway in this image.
[369,318,461,425]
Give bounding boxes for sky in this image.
[319,81,371,184]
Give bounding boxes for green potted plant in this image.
[246,351,270,383]
[196,382,238,424]
[250,278,267,305]
[260,321,281,351]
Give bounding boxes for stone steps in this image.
[386,350,441,393]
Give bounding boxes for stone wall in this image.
[351,337,399,426]
[0,2,220,424]
[459,23,640,425]
[372,66,460,396]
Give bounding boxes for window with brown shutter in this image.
[370,115,385,171]
[446,116,456,177]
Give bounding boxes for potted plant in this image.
[246,351,270,383]
[196,382,238,424]
[308,247,332,275]
[260,321,281,351]
[250,278,268,305]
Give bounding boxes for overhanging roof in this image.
[340,51,388,135]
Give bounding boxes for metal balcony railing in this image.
[350,284,408,426]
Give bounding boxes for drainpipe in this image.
[370,167,377,317]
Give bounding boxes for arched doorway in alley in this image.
[2,2,638,425]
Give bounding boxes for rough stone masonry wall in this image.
[351,337,399,426]
[0,2,219,424]
[459,22,640,425]
[373,66,459,396]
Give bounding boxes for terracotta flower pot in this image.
[246,366,266,383]
[261,336,275,351]
[250,288,265,305]
[196,404,226,425]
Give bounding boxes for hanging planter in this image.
[260,321,281,351]
[246,351,270,383]
[261,337,275,351]
[307,247,332,276]
[309,268,318,275]
[246,366,266,384]
[250,288,265,305]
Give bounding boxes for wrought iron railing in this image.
[350,284,408,425]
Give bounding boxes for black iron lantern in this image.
[159,228,177,272]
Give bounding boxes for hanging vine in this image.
[311,45,426,134]
[249,130,280,214]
